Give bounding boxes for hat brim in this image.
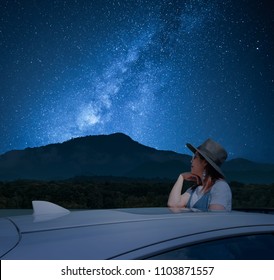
[186,143,225,178]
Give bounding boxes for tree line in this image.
[0,177,274,210]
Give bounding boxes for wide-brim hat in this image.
[186,138,227,178]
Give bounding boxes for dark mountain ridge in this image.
[0,133,273,183]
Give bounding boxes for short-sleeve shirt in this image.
[186,179,232,211]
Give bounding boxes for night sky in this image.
[1,0,273,163]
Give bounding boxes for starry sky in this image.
[1,0,273,163]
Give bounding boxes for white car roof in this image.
[7,207,274,233]
[2,207,274,259]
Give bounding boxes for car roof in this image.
[2,207,274,259]
[6,207,274,233]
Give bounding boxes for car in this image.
[1,201,274,260]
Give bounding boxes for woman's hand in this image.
[180,172,201,185]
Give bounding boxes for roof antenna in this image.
[32,201,70,221]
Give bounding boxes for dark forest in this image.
[1,177,274,210]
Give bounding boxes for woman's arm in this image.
[167,173,200,208]
[208,204,226,211]
[167,174,189,208]
[208,180,232,211]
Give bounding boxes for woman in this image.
[167,138,232,211]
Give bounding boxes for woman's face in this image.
[191,152,207,177]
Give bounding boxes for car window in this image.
[147,233,274,260]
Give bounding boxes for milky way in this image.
[1,0,273,163]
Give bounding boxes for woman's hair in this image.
[202,156,224,193]
[191,153,224,193]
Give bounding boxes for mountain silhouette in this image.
[0,133,273,183]
[0,133,189,181]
